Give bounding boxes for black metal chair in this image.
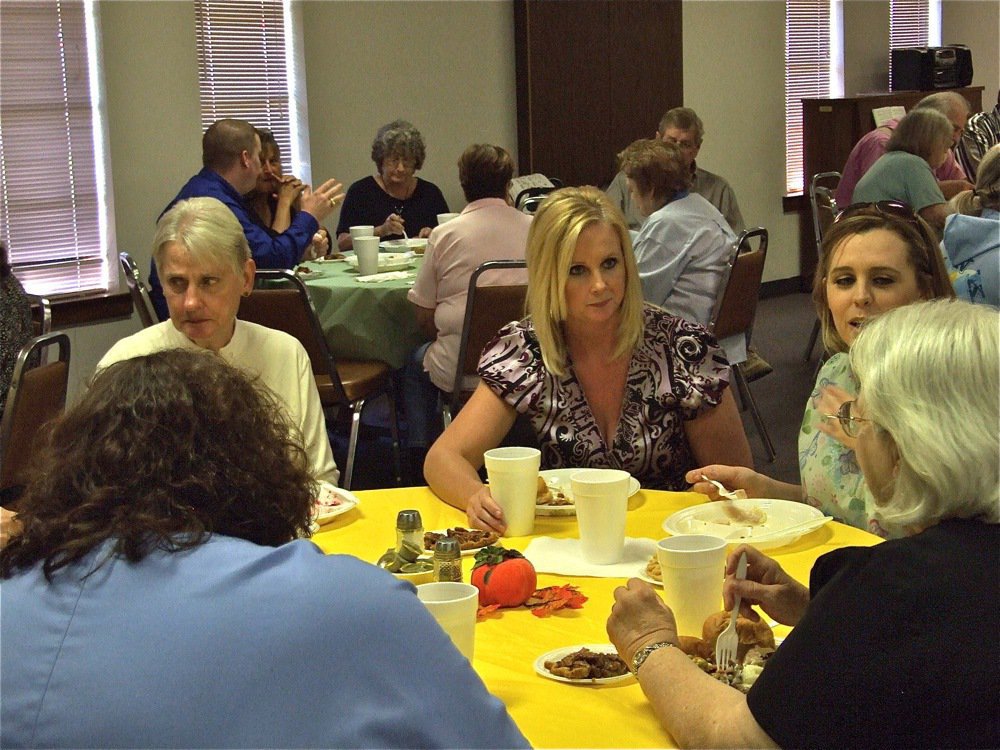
[804,172,840,361]
[119,252,157,328]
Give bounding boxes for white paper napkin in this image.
[522,536,658,578]
[355,270,412,283]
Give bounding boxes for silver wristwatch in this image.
[630,641,675,675]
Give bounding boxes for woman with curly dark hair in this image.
[0,349,527,749]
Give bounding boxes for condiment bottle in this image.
[432,538,462,582]
[395,509,424,552]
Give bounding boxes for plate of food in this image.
[380,238,428,254]
[534,644,633,686]
[345,251,414,273]
[294,264,331,278]
[662,499,827,550]
[535,469,641,516]
[312,482,360,525]
[636,552,663,587]
[422,527,500,556]
[679,611,781,693]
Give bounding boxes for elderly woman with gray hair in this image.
[336,119,450,250]
[852,108,956,230]
[607,299,999,748]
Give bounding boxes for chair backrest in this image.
[119,252,157,328]
[24,294,52,336]
[0,331,71,496]
[238,269,349,404]
[449,260,528,415]
[708,228,768,341]
[809,172,840,260]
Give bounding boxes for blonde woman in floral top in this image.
[425,186,753,534]
[689,202,954,537]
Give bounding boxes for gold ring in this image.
[328,197,337,208]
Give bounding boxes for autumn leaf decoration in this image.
[525,585,588,617]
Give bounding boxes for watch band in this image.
[630,641,676,675]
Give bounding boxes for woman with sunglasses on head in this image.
[852,108,956,232]
[690,203,954,537]
[942,144,1000,306]
[608,299,998,749]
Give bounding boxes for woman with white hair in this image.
[853,108,956,230]
[943,144,1000,305]
[607,299,999,748]
[98,196,339,485]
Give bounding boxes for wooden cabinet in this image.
[513,0,683,189]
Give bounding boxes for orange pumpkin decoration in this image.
[471,546,537,607]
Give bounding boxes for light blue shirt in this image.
[1,536,528,749]
[942,208,999,307]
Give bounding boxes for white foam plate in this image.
[635,567,662,587]
[345,251,414,272]
[380,238,427,252]
[312,482,360,525]
[535,469,641,516]
[534,644,634,686]
[662,499,826,550]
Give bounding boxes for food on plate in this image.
[471,546,537,607]
[675,611,776,692]
[719,498,768,526]
[544,648,629,680]
[423,527,499,552]
[322,252,346,260]
[294,265,313,275]
[700,610,775,662]
[535,476,571,506]
[315,492,344,512]
[644,553,662,582]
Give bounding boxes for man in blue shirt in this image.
[149,119,344,318]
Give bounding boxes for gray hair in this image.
[849,299,1000,529]
[913,91,971,121]
[886,108,953,162]
[657,107,704,144]
[370,119,426,171]
[153,197,250,276]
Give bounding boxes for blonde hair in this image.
[850,300,999,528]
[812,211,955,354]
[951,144,1000,216]
[526,186,643,377]
[153,197,250,277]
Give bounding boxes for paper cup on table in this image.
[571,469,630,564]
[656,535,727,637]
[353,235,380,276]
[416,582,479,662]
[437,212,460,224]
[483,446,540,536]
[349,225,374,244]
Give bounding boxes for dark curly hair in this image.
[0,349,316,581]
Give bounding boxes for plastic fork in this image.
[700,474,741,501]
[715,551,747,669]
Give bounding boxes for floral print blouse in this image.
[478,306,730,491]
[798,353,897,538]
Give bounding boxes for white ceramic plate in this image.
[535,469,641,516]
[380,238,427,252]
[422,528,500,557]
[534,644,634,686]
[662,499,826,550]
[312,482,360,525]
[345,251,414,272]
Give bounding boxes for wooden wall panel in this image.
[515,0,683,189]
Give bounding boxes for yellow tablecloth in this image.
[312,487,882,749]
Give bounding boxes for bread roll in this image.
[701,610,775,662]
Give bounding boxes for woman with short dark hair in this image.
[0,349,527,749]
[335,119,449,250]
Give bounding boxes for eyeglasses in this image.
[663,136,699,151]
[824,400,873,438]
[835,200,920,226]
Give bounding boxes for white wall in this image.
[64,0,998,400]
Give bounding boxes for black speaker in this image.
[891,45,973,92]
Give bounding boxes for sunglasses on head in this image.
[835,200,920,226]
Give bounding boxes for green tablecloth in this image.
[300,257,427,369]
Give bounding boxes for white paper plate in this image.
[380,238,427,252]
[534,644,633,686]
[422,528,499,556]
[312,483,360,525]
[636,567,662,587]
[662,499,826,550]
[345,251,414,272]
[535,469,641,517]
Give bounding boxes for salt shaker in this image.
[432,538,462,582]
[395,509,424,552]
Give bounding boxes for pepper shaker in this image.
[432,538,462,582]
